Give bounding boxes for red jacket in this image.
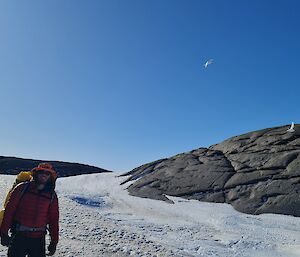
[0,181,59,244]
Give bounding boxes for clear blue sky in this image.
[1,1,299,172]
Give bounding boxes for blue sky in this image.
[0,1,299,172]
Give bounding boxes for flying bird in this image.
[287,122,295,132]
[204,59,214,68]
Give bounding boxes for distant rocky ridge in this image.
[121,125,300,217]
[0,156,112,177]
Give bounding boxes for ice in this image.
[1,173,299,257]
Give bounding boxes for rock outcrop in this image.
[0,156,112,177]
[121,125,300,216]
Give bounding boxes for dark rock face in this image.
[121,125,300,217]
[0,156,112,177]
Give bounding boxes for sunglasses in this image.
[38,170,51,176]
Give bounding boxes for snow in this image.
[1,173,300,257]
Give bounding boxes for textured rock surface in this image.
[0,156,112,177]
[121,125,300,216]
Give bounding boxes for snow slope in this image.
[0,173,300,257]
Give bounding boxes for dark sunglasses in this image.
[38,170,51,176]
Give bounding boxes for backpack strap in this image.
[50,191,57,205]
[19,182,30,202]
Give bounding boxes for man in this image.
[0,163,59,257]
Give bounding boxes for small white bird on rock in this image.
[287,122,295,132]
[204,59,214,68]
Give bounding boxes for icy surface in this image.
[0,173,300,257]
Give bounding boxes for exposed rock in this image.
[121,125,300,217]
[0,156,112,177]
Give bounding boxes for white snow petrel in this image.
[204,59,214,68]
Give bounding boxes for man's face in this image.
[37,170,51,184]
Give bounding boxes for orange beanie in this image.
[31,163,58,181]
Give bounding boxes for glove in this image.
[47,242,57,256]
[0,234,11,247]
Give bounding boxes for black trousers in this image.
[8,233,46,257]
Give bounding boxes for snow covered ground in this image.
[0,173,300,257]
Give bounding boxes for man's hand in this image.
[0,234,11,247]
[47,242,57,256]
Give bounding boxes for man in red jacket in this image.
[0,163,59,257]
